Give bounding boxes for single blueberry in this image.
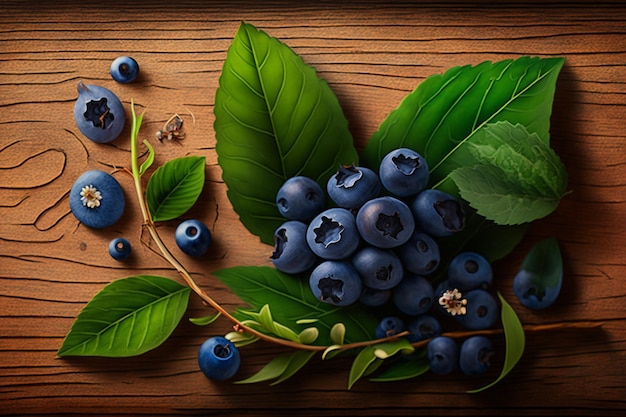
[406,314,442,343]
[392,274,434,316]
[327,164,381,209]
[306,208,360,260]
[352,246,404,290]
[271,221,318,274]
[375,316,405,339]
[197,336,241,381]
[448,251,493,291]
[426,336,459,375]
[74,82,126,143]
[356,196,415,249]
[276,176,325,221]
[396,229,440,275]
[309,261,362,307]
[110,56,140,83]
[411,189,465,237]
[108,237,131,261]
[69,170,125,229]
[359,287,392,307]
[513,269,562,310]
[175,219,212,257]
[455,289,499,330]
[379,148,429,197]
[459,335,495,376]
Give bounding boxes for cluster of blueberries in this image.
[271,148,499,376]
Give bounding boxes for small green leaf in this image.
[271,351,316,385]
[189,312,221,326]
[215,22,359,245]
[139,139,155,176]
[449,122,568,225]
[236,351,315,385]
[330,323,346,345]
[146,156,206,222]
[322,344,343,360]
[225,331,259,347]
[373,339,415,359]
[57,276,190,357]
[369,351,429,382]
[520,237,563,290]
[298,327,319,345]
[348,346,381,389]
[467,292,525,393]
[296,318,319,325]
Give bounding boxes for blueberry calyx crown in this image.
[318,277,344,304]
[271,228,288,260]
[434,199,465,232]
[314,216,344,247]
[375,212,404,238]
[84,97,114,129]
[392,153,421,175]
[213,343,232,359]
[334,164,363,189]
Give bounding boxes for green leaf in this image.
[146,156,206,222]
[449,122,568,225]
[330,323,346,345]
[520,237,563,290]
[467,292,525,393]
[298,327,319,344]
[139,139,155,176]
[214,266,378,346]
[373,338,415,359]
[214,22,359,245]
[57,276,190,357]
[235,350,315,385]
[271,350,316,385]
[348,346,380,389]
[369,350,429,382]
[362,56,565,185]
[189,312,221,326]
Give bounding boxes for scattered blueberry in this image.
[406,314,442,343]
[69,170,125,229]
[352,246,404,290]
[375,316,405,339]
[197,336,241,381]
[455,289,499,330]
[306,208,360,260]
[448,251,493,291]
[175,219,212,257]
[379,147,429,197]
[276,176,325,221]
[411,189,465,237]
[108,237,131,261]
[392,274,434,316]
[271,221,318,274]
[309,261,362,306]
[396,229,440,275]
[356,196,415,249]
[74,81,126,143]
[426,336,459,375]
[459,336,494,376]
[110,56,140,83]
[513,269,562,310]
[327,164,381,209]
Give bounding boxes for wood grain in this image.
[1,1,625,415]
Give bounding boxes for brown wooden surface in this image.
[1,1,625,415]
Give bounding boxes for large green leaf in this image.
[214,22,359,245]
[57,276,191,357]
[213,266,378,346]
[146,156,206,222]
[361,56,565,185]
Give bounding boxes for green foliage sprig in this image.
[58,22,602,392]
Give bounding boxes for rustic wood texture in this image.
[1,1,625,415]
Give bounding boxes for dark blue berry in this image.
[271,221,318,274]
[406,314,442,343]
[459,336,494,376]
[396,230,440,275]
[356,196,415,249]
[448,251,493,291]
[392,274,434,316]
[276,176,325,221]
[375,316,405,339]
[352,246,404,290]
[411,189,465,237]
[108,237,131,261]
[175,219,212,257]
[110,56,140,83]
[306,208,360,260]
[197,336,240,381]
[455,289,499,330]
[69,170,125,229]
[513,269,561,310]
[379,148,429,197]
[74,82,126,143]
[427,336,459,375]
[309,261,362,307]
[359,287,392,307]
[327,164,381,209]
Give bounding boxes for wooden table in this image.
[2,1,625,415]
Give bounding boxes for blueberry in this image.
[356,196,415,249]
[74,82,126,143]
[392,274,434,316]
[175,219,212,257]
[455,289,499,330]
[352,246,404,290]
[459,336,494,376]
[513,269,561,310]
[197,336,241,381]
[411,189,465,237]
[379,148,429,197]
[406,314,442,343]
[110,56,140,83]
[309,261,362,306]
[426,336,459,375]
[359,287,392,307]
[108,237,131,261]
[448,251,493,291]
[375,316,405,339]
[327,164,381,209]
[306,208,360,260]
[271,221,317,274]
[69,170,125,229]
[396,230,440,275]
[276,176,325,221]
